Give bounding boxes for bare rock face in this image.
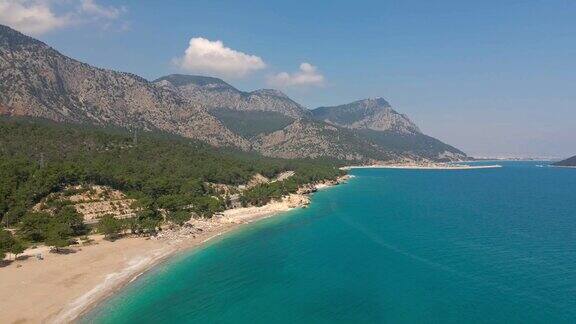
[254,119,356,159]
[33,185,136,224]
[153,75,401,161]
[0,24,248,149]
[311,98,467,161]
[253,119,396,161]
[154,74,309,119]
[311,98,420,134]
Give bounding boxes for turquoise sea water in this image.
[85,162,576,323]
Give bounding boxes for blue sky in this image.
[2,0,575,157]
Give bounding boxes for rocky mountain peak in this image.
[250,89,289,99]
[0,24,43,48]
[153,74,308,119]
[154,74,233,90]
[355,97,392,109]
[311,98,420,134]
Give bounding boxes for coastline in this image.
[341,164,502,170]
[0,176,348,324]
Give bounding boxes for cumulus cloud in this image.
[174,37,266,79]
[0,0,71,35]
[268,63,325,88]
[80,0,126,20]
[0,0,127,35]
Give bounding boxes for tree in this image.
[1,228,26,260]
[157,194,193,212]
[139,217,160,234]
[0,228,14,248]
[125,217,140,235]
[54,206,86,236]
[180,179,205,196]
[2,205,27,227]
[0,228,16,259]
[0,118,343,226]
[167,210,191,226]
[97,215,122,240]
[18,212,51,242]
[10,240,25,260]
[192,196,223,217]
[45,222,72,252]
[136,210,162,235]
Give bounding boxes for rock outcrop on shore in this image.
[33,185,137,224]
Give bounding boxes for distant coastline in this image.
[341,163,502,170]
[550,165,576,169]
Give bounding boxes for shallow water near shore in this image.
[84,161,576,323]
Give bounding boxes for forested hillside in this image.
[0,117,343,228]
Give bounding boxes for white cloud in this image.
[268,63,325,88]
[0,0,71,35]
[174,37,266,79]
[80,0,125,20]
[0,0,127,36]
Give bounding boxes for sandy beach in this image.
[0,181,345,324]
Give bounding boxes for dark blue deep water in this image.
[85,162,576,323]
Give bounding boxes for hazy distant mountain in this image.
[0,24,465,162]
[553,155,576,167]
[311,98,466,161]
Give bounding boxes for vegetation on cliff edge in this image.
[0,117,344,247]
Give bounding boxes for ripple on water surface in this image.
[85,162,576,323]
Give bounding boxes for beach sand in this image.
[0,182,345,323]
[1,234,175,323]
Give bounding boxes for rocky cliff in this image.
[154,74,309,119]
[312,98,420,134]
[0,24,248,149]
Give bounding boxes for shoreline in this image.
[341,164,502,170]
[0,176,349,324]
[69,222,250,323]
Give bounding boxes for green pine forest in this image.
[0,117,344,256]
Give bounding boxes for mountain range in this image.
[0,24,466,163]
